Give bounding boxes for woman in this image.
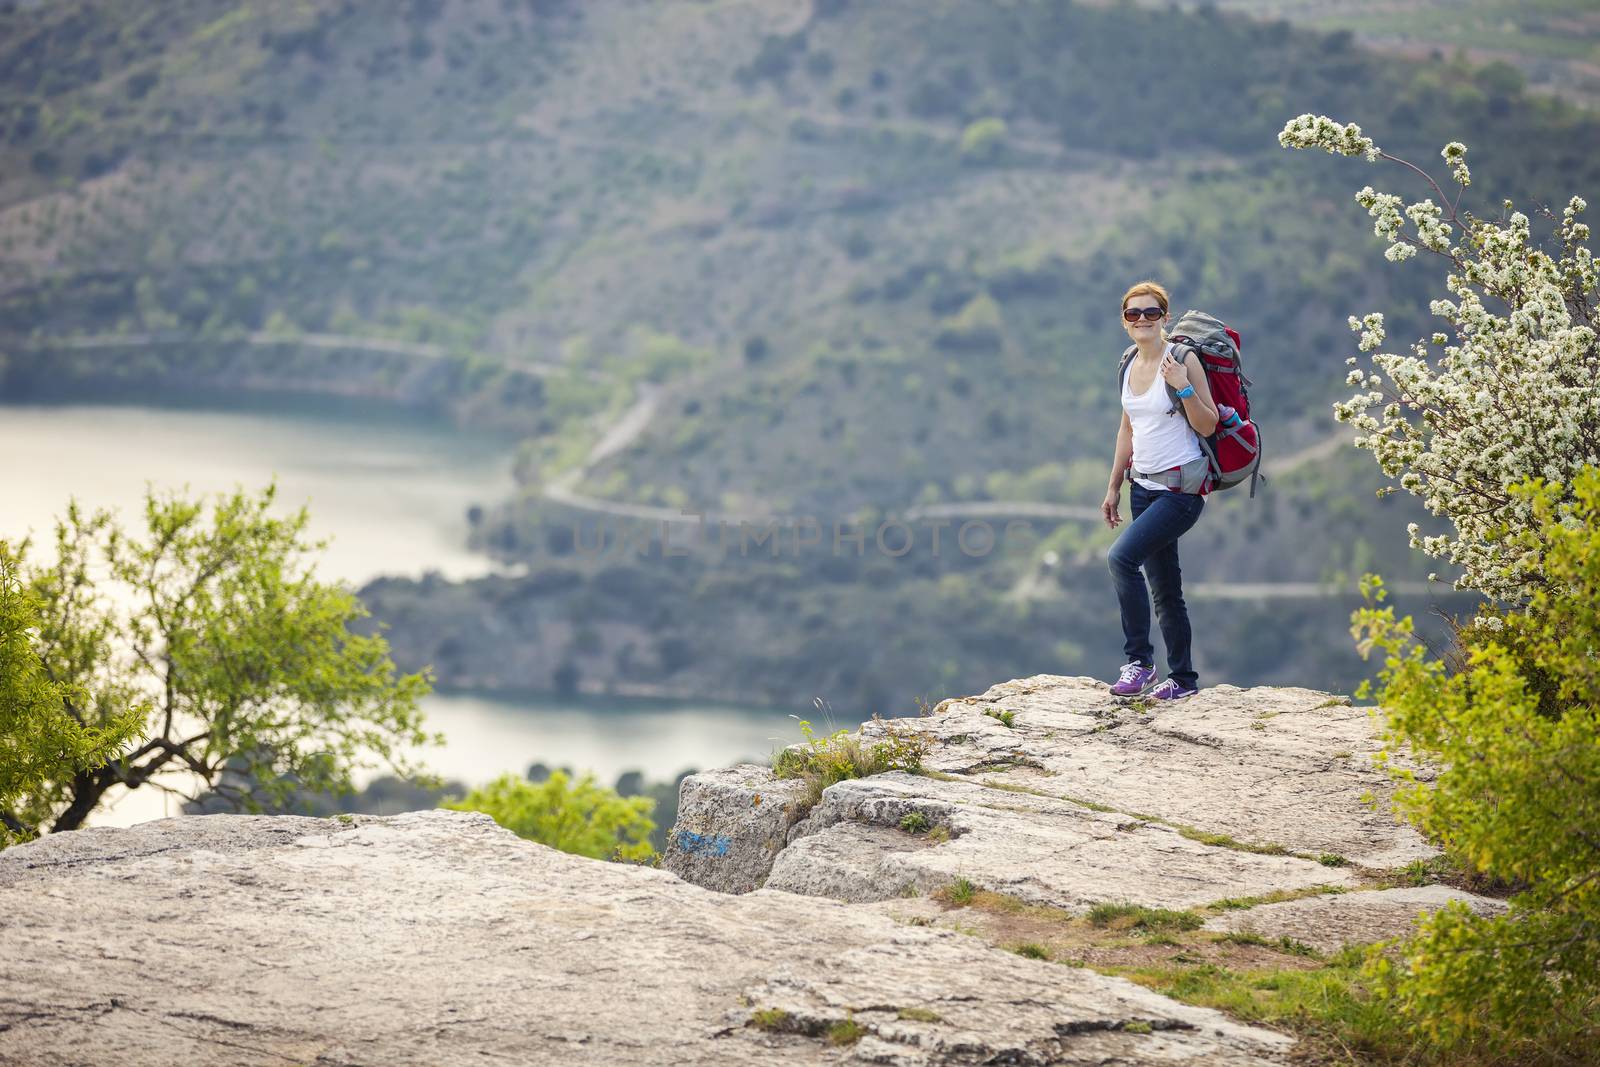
[1100,281,1218,700]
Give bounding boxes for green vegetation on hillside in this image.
[1147,0,1600,107]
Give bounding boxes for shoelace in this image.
[1118,663,1145,683]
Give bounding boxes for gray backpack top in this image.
[1117,310,1263,496]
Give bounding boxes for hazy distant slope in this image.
[8,0,1590,706]
[1,0,1596,524]
[1143,0,1600,108]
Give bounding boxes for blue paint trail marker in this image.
[675,830,732,857]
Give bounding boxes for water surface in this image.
[2,398,789,828]
[1,396,513,584]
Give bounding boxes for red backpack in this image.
[1117,309,1263,496]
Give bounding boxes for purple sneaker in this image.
[1149,678,1199,700]
[1109,663,1157,696]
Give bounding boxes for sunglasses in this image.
[1123,306,1165,322]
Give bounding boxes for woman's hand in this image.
[1102,487,1122,529]
[1160,350,1191,389]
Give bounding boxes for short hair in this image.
[1120,280,1169,315]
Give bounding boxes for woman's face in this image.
[1122,294,1168,344]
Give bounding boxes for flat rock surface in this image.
[669,676,1432,911]
[1202,886,1510,954]
[764,773,1357,911]
[922,677,1434,870]
[0,810,1295,1067]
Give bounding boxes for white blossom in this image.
[1284,119,1600,601]
[1350,312,1386,352]
[1279,114,1381,161]
[1441,142,1471,187]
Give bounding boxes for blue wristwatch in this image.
[1175,384,1195,399]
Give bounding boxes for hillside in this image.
[0,0,1593,711]
[1144,0,1600,109]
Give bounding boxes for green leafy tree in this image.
[1350,468,1600,1059]
[4,484,437,836]
[0,542,143,845]
[446,771,655,862]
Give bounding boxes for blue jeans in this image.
[1107,483,1204,689]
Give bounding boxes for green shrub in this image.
[1350,469,1600,1059]
[5,488,430,837]
[899,811,932,834]
[446,770,655,863]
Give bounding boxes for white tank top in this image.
[1122,343,1202,492]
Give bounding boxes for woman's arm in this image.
[1163,349,1219,436]
[1102,410,1133,528]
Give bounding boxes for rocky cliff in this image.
[667,676,1439,903]
[0,675,1506,1066]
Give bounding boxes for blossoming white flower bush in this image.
[1280,114,1600,602]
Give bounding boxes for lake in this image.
[0,398,797,828]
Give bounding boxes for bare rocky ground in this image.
[2,810,1293,1066]
[667,675,1501,962]
[662,681,1440,895]
[1,675,1505,1065]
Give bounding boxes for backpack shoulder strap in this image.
[1163,342,1191,416]
[1121,343,1189,415]
[1116,345,1136,394]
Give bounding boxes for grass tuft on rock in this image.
[1087,903,1205,933]
[748,1008,789,1032]
[772,714,932,810]
[827,1018,865,1045]
[937,876,977,905]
